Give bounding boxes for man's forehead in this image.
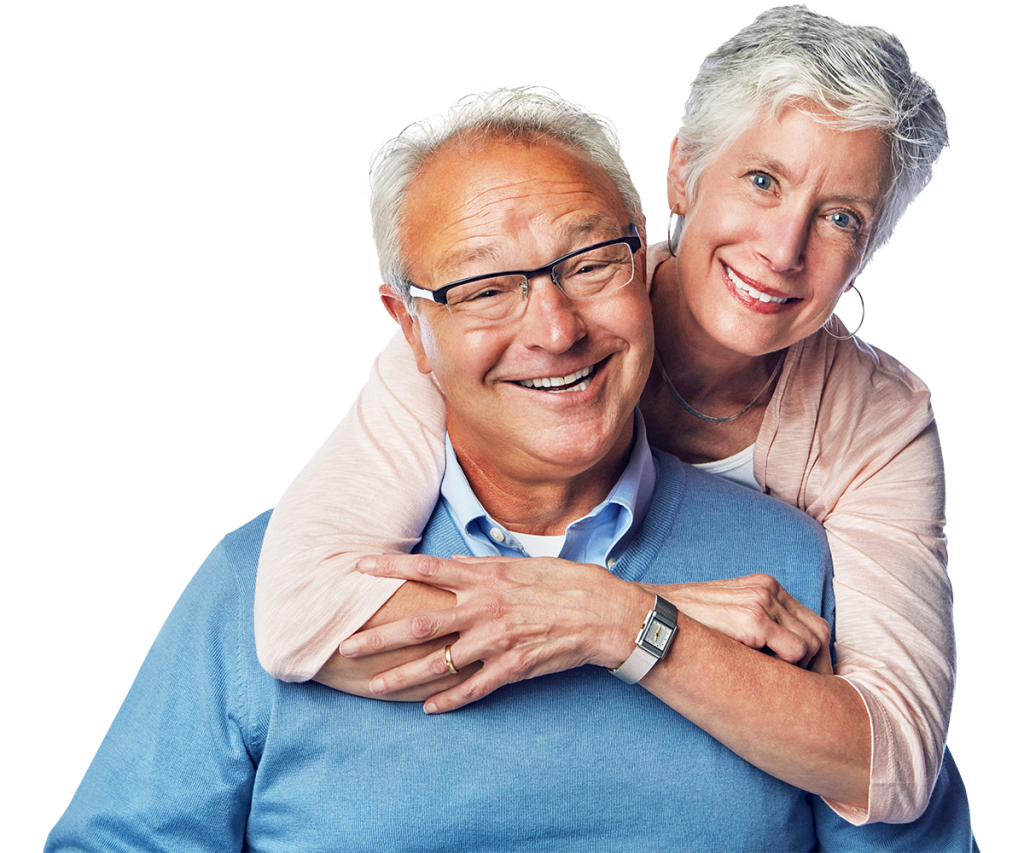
[433,213,625,273]
[403,136,629,279]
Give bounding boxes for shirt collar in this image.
[439,411,657,571]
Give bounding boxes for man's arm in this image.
[47,540,258,852]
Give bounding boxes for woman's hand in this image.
[339,555,831,713]
[339,553,649,713]
[649,574,832,674]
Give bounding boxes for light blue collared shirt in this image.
[439,411,657,570]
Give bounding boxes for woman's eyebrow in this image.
[742,154,881,211]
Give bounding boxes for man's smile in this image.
[513,364,595,393]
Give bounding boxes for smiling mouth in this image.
[514,364,595,393]
[724,264,792,304]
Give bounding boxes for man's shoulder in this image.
[653,450,825,536]
[220,509,273,567]
[628,452,831,596]
[173,511,272,632]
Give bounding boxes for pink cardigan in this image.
[255,278,952,826]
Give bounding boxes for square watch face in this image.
[644,618,672,651]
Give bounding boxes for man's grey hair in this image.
[370,87,644,300]
[676,5,948,259]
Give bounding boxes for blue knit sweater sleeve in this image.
[44,515,271,852]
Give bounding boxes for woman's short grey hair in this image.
[370,87,644,299]
[677,5,948,258]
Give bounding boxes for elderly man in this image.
[48,90,972,852]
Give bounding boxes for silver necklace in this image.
[654,349,783,424]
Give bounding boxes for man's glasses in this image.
[406,224,641,328]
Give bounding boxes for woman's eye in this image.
[828,211,861,231]
[750,172,774,192]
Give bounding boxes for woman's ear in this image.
[379,285,434,375]
[666,136,691,216]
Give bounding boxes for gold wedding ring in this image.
[444,644,458,675]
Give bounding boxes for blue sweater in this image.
[47,454,974,851]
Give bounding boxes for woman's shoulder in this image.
[760,328,937,515]
[785,326,932,418]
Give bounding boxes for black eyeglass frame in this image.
[406,223,642,307]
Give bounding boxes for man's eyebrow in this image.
[436,214,627,278]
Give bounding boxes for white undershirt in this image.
[512,531,567,558]
[511,445,759,558]
[691,444,760,492]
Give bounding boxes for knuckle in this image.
[362,631,388,652]
[481,562,512,589]
[429,653,451,677]
[480,596,507,621]
[490,623,517,653]
[409,614,438,640]
[461,680,489,703]
[411,554,440,580]
[386,670,410,691]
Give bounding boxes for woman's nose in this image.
[757,211,809,274]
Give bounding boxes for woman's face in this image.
[669,104,890,359]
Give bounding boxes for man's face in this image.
[385,136,653,492]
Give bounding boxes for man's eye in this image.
[750,172,774,192]
[565,261,609,279]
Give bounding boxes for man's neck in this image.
[449,417,635,537]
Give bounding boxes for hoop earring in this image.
[667,211,685,257]
[823,284,865,340]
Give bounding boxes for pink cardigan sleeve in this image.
[757,330,954,825]
[254,333,446,682]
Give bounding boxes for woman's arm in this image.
[821,421,953,824]
[760,335,954,823]
[253,333,446,681]
[340,552,869,808]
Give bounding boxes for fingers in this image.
[424,667,507,714]
[339,607,461,657]
[368,639,465,695]
[662,574,832,671]
[357,554,478,590]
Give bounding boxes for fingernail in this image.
[357,557,378,571]
[338,640,357,657]
[424,701,438,715]
[369,677,385,695]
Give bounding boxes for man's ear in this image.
[666,135,692,216]
[379,285,434,375]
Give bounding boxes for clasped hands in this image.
[334,554,832,714]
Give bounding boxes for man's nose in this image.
[519,276,586,353]
[756,209,809,274]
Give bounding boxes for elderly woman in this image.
[255,7,952,826]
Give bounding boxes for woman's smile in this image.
[667,102,889,359]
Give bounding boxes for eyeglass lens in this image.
[445,242,635,326]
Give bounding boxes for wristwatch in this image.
[609,595,678,684]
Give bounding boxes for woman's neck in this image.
[650,256,779,406]
[642,255,783,464]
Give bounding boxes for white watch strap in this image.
[609,644,659,684]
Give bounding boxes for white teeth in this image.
[550,376,592,394]
[516,365,594,391]
[725,266,789,304]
